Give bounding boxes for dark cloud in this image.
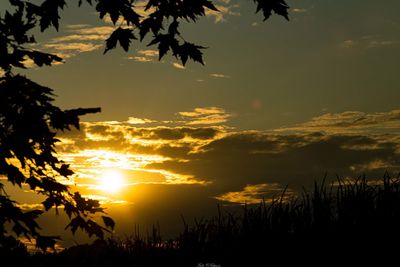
[181,127,220,140]
[62,123,222,141]
[128,127,221,140]
[155,144,192,159]
[146,133,400,192]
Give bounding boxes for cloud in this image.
[339,36,400,49]
[215,183,294,204]
[292,8,308,13]
[172,62,185,69]
[210,73,229,78]
[16,203,44,210]
[38,25,115,60]
[277,110,400,134]
[132,0,157,18]
[44,43,102,54]
[127,117,156,124]
[178,107,232,125]
[128,49,159,63]
[52,109,400,212]
[367,40,400,48]
[70,26,115,35]
[147,131,400,192]
[55,117,226,195]
[65,24,91,29]
[128,56,152,62]
[138,50,159,57]
[205,1,241,23]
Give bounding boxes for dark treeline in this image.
[2,173,400,266]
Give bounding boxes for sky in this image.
[1,0,400,248]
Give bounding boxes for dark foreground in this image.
[2,175,400,266]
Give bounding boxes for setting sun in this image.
[98,170,125,193]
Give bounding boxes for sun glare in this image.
[98,170,124,193]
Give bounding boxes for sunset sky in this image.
[1,0,400,246]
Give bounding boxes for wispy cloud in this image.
[367,40,400,48]
[205,0,240,23]
[210,73,230,78]
[339,36,400,49]
[292,8,308,13]
[138,49,159,57]
[277,110,400,134]
[128,49,159,63]
[44,43,102,54]
[127,117,156,124]
[215,183,294,204]
[49,34,108,42]
[128,56,152,62]
[178,107,232,125]
[67,25,114,35]
[16,203,45,210]
[41,25,115,59]
[172,62,185,69]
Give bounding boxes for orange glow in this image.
[98,170,125,193]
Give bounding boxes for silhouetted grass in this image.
[2,173,400,266]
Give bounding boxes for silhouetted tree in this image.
[0,0,289,250]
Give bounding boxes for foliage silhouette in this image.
[2,174,399,266]
[0,74,113,250]
[0,0,289,250]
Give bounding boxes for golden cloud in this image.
[215,183,294,204]
[128,50,159,63]
[178,107,232,125]
[138,50,159,57]
[205,1,241,23]
[52,110,400,209]
[172,62,185,69]
[38,25,116,60]
[128,56,152,62]
[127,117,156,124]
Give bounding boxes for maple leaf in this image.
[178,42,206,65]
[254,0,290,21]
[104,27,137,54]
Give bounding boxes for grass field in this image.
[2,173,400,266]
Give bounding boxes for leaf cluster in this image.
[0,0,289,72]
[0,74,114,250]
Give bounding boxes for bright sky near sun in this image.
[1,0,400,245]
